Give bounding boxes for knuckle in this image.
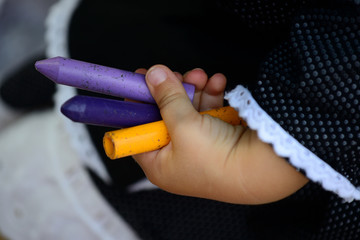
[157,90,184,110]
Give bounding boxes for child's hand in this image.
[133,65,308,204]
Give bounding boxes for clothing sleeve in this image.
[225,3,360,202]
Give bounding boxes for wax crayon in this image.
[35,57,195,103]
[61,95,162,128]
[103,106,246,159]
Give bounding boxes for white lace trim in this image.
[45,0,155,194]
[43,0,139,239]
[45,0,110,183]
[225,85,360,202]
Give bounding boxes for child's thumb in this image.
[145,65,198,134]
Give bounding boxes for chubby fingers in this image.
[183,69,226,111]
[144,65,199,135]
[134,65,200,182]
[199,73,226,111]
[182,68,207,110]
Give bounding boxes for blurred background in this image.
[0,0,55,85]
[0,1,55,239]
[0,0,57,130]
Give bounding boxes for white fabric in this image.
[0,110,139,240]
[0,0,141,239]
[225,85,360,202]
[0,0,54,85]
[127,178,158,193]
[0,99,22,130]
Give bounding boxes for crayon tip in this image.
[35,57,61,82]
[60,96,84,122]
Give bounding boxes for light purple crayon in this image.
[61,95,162,128]
[35,57,195,103]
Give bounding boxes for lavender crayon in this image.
[35,57,195,103]
[61,95,162,128]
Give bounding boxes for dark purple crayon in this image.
[61,95,162,128]
[35,57,195,103]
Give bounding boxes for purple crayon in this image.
[61,95,162,128]
[35,57,195,103]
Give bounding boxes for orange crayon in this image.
[103,106,246,159]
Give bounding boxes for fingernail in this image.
[147,67,167,86]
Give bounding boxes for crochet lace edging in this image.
[44,0,139,239]
[225,85,360,202]
[45,0,110,183]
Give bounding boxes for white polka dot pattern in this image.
[226,8,360,201]
[260,11,359,181]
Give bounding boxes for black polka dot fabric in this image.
[217,0,313,28]
[91,171,360,240]
[319,195,360,239]
[248,7,360,188]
